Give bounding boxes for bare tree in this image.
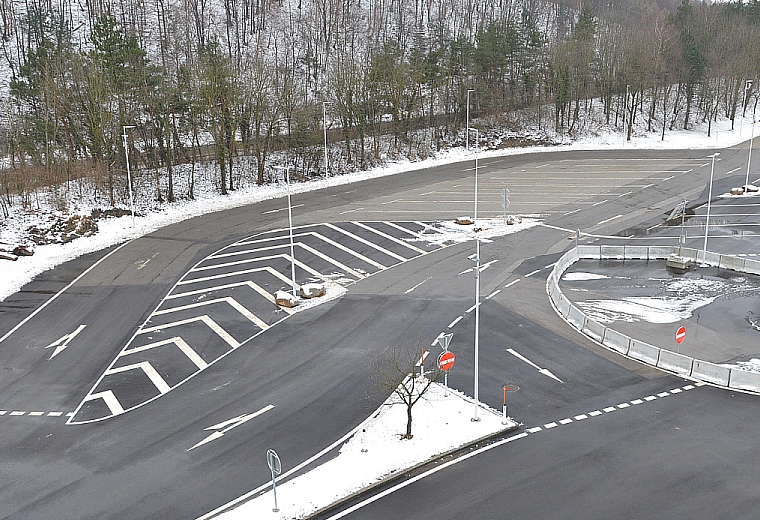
[373,341,443,440]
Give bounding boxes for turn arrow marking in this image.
[506,348,563,383]
[45,325,86,360]
[188,404,275,451]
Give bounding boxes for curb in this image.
[305,409,519,519]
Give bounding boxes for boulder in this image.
[455,216,473,225]
[299,283,326,299]
[274,290,298,308]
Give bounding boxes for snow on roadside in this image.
[214,381,516,520]
[1,115,758,302]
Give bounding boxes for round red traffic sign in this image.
[675,326,687,344]
[438,351,455,371]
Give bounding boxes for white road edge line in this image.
[0,240,133,344]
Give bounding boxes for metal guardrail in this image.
[546,245,760,393]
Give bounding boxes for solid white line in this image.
[324,223,407,261]
[351,222,426,254]
[121,336,209,370]
[320,432,530,520]
[155,297,269,330]
[106,361,172,394]
[0,240,132,344]
[86,390,125,415]
[262,203,304,215]
[140,315,240,348]
[448,316,463,329]
[405,277,431,294]
[596,214,623,226]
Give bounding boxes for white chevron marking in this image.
[85,390,125,415]
[154,297,269,330]
[120,336,208,370]
[167,280,295,315]
[350,222,426,253]
[138,315,240,349]
[323,223,407,261]
[105,361,171,394]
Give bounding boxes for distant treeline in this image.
[0,0,758,211]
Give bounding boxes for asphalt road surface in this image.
[0,142,758,519]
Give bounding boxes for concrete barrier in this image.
[702,251,721,266]
[692,360,730,386]
[678,247,699,261]
[719,254,746,272]
[602,328,630,355]
[582,318,606,342]
[656,350,694,377]
[566,305,586,330]
[601,245,625,259]
[628,339,661,366]
[728,369,760,393]
[624,246,648,260]
[557,293,571,318]
[577,245,600,259]
[744,259,760,276]
[648,246,674,259]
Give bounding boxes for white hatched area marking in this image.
[168,280,295,315]
[120,336,209,370]
[323,223,408,261]
[105,362,172,394]
[350,222,426,254]
[526,384,697,434]
[178,266,296,288]
[70,222,457,423]
[139,315,240,349]
[154,297,269,331]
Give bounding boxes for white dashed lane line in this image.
[0,410,73,418]
[525,384,701,435]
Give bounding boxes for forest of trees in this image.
[0,0,759,215]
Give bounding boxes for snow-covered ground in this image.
[1,116,757,302]
[204,381,517,520]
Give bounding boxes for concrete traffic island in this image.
[547,245,760,393]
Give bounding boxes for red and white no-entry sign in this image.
[675,326,687,344]
[438,351,455,371]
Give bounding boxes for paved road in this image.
[0,142,757,519]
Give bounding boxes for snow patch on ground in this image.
[722,359,760,373]
[562,272,610,281]
[215,380,515,520]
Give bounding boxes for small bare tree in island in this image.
[373,341,444,440]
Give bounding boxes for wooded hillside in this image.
[0,0,758,215]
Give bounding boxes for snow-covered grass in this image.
[207,380,516,520]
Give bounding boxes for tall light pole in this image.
[121,125,136,229]
[469,127,480,422]
[701,152,720,266]
[323,101,331,177]
[740,80,753,137]
[623,84,630,143]
[274,165,298,298]
[466,89,474,151]
[746,117,756,191]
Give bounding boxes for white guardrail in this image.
[547,245,760,393]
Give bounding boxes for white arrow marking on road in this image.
[45,325,86,360]
[188,404,276,451]
[506,348,563,383]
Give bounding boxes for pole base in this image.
[471,417,481,422]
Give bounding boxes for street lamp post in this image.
[323,101,330,177]
[466,89,474,151]
[623,84,630,143]
[469,127,480,422]
[746,117,756,191]
[274,165,298,298]
[121,125,136,229]
[740,80,753,137]
[701,152,720,265]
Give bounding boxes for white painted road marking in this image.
[45,324,87,360]
[188,405,276,451]
[506,348,563,383]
